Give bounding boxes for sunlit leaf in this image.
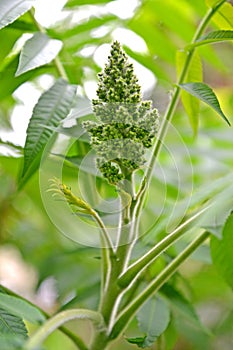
[0,293,45,324]
[176,51,203,134]
[65,0,113,7]
[178,82,231,126]
[206,0,233,29]
[187,30,233,49]
[210,212,233,289]
[20,79,77,187]
[16,33,63,76]
[0,0,35,30]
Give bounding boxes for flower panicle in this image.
[83,41,159,186]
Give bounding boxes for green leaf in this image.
[160,285,208,332]
[65,0,113,7]
[135,297,170,348]
[201,186,233,238]
[0,334,26,350]
[210,212,233,289]
[206,1,233,29]
[187,30,233,49]
[178,82,231,126]
[0,307,28,338]
[16,33,63,76]
[176,51,203,134]
[19,79,77,187]
[0,294,45,324]
[0,0,35,30]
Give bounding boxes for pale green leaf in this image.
[0,307,28,338]
[135,297,170,348]
[0,294,45,324]
[65,0,113,7]
[206,1,233,29]
[187,30,233,49]
[176,51,203,134]
[210,212,233,289]
[16,33,63,76]
[161,285,208,331]
[20,79,77,187]
[178,82,231,126]
[0,334,26,350]
[0,0,35,30]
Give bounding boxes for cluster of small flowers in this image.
[83,41,159,185]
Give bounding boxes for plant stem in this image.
[137,0,227,222]
[29,9,68,80]
[118,205,210,288]
[24,309,105,350]
[59,327,89,350]
[109,231,210,340]
[0,285,87,350]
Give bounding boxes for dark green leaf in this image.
[0,294,45,324]
[178,82,231,126]
[19,79,77,187]
[16,33,63,76]
[126,337,147,346]
[210,212,233,289]
[0,307,28,338]
[187,30,233,49]
[0,0,35,30]
[136,297,170,348]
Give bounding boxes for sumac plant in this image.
[0,1,232,350]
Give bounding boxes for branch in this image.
[24,309,105,350]
[135,0,227,230]
[0,285,87,350]
[110,231,210,339]
[118,205,210,288]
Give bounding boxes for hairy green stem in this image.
[24,309,105,350]
[0,285,87,350]
[118,205,210,288]
[29,9,68,80]
[92,2,226,347]
[137,0,227,218]
[110,231,210,340]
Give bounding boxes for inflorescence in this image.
[83,41,159,185]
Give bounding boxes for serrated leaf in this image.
[136,297,170,348]
[0,0,35,30]
[20,79,77,187]
[176,51,202,134]
[178,82,231,126]
[16,33,63,76]
[210,212,233,289]
[0,294,45,324]
[187,30,233,49]
[0,307,28,338]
